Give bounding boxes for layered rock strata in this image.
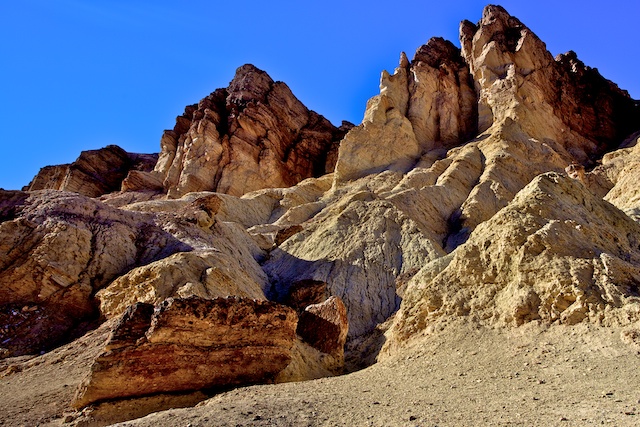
[74,297,298,408]
[0,188,268,357]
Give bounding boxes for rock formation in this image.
[388,173,640,347]
[460,5,639,163]
[2,4,640,426]
[334,38,477,183]
[297,296,349,364]
[0,187,270,357]
[74,297,298,408]
[25,145,158,198]
[154,64,351,198]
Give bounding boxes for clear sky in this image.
[1,0,638,190]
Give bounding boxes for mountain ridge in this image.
[1,4,640,426]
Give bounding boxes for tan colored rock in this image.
[408,38,478,150]
[274,339,340,383]
[154,64,348,198]
[388,173,640,347]
[97,250,267,319]
[584,137,640,221]
[460,5,639,163]
[25,145,158,197]
[74,297,298,408]
[0,186,269,357]
[23,165,69,192]
[0,190,189,356]
[264,192,445,338]
[120,170,164,193]
[334,39,477,184]
[297,296,348,363]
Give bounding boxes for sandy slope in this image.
[2,319,639,426]
[115,321,639,427]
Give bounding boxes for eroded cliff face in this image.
[334,38,478,184]
[155,64,351,198]
[3,4,640,424]
[459,5,639,162]
[25,146,159,198]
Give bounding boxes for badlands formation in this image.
[2,4,640,426]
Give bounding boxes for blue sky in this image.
[1,1,639,190]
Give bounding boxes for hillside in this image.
[1,4,639,426]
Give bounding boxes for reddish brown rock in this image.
[25,145,159,197]
[297,296,348,362]
[281,279,329,312]
[274,224,304,247]
[73,296,297,408]
[154,64,349,197]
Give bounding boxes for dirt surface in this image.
[2,320,640,427]
[0,322,111,426]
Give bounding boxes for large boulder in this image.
[297,296,349,363]
[74,296,298,408]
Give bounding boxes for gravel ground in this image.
[2,320,639,427]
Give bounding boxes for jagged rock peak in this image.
[154,64,351,198]
[460,4,640,163]
[412,37,466,68]
[334,34,477,184]
[226,63,274,107]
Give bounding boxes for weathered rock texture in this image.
[335,5,639,186]
[334,39,477,183]
[577,133,640,221]
[297,296,349,363]
[460,5,639,163]
[0,186,271,357]
[0,190,187,356]
[389,173,640,347]
[2,5,640,424]
[74,297,298,408]
[25,145,158,197]
[154,64,350,198]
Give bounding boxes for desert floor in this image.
[2,320,639,427]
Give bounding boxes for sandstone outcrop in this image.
[389,173,640,346]
[0,185,272,357]
[25,145,158,197]
[334,38,477,184]
[460,5,639,163]
[154,64,350,198]
[0,190,188,356]
[74,297,298,408]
